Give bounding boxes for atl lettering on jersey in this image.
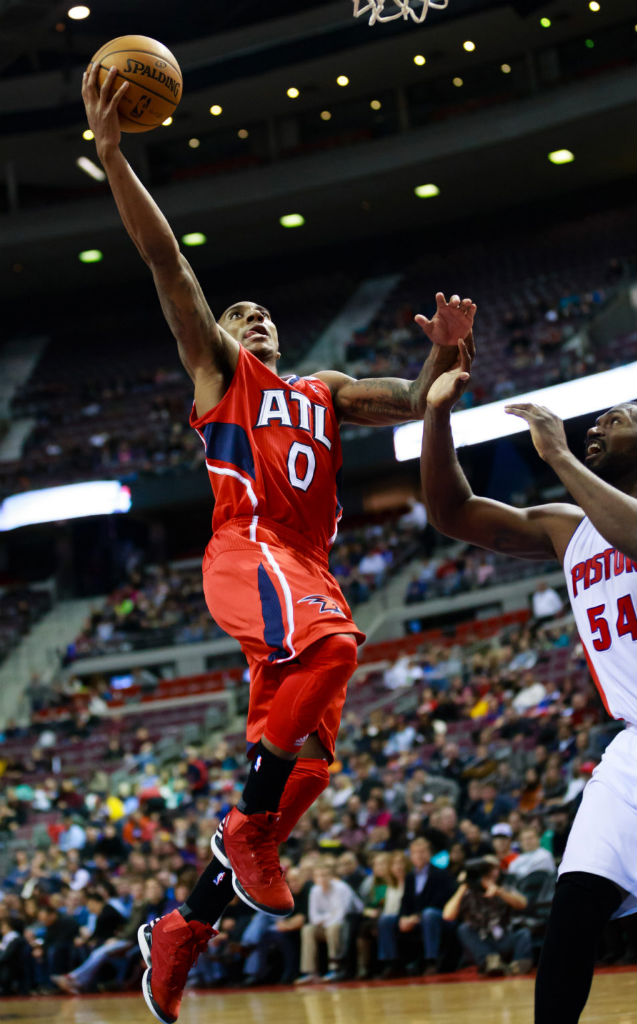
[190,345,343,554]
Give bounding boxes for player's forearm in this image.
[98,145,180,268]
[547,450,637,560]
[421,405,473,530]
[336,345,460,425]
[409,344,461,418]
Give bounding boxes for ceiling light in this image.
[82,129,94,141]
[452,77,464,87]
[540,16,551,27]
[280,214,305,228]
[463,40,476,51]
[320,109,332,121]
[237,128,249,139]
[413,54,426,66]
[182,233,207,247]
[67,5,90,19]
[210,104,223,116]
[162,116,173,126]
[370,99,382,110]
[287,86,300,99]
[548,149,574,164]
[336,75,349,87]
[78,249,102,263]
[589,1,600,9]
[500,63,512,74]
[76,156,105,181]
[414,183,440,198]
[188,138,200,149]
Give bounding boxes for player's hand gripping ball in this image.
[89,35,182,133]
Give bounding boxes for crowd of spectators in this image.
[2,606,635,997]
[58,510,559,667]
[2,210,633,499]
[0,586,52,667]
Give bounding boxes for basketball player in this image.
[82,64,475,1023]
[420,337,636,1024]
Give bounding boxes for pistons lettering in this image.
[124,59,181,98]
[255,389,332,449]
[571,547,637,597]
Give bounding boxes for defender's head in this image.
[218,300,280,366]
[585,402,637,484]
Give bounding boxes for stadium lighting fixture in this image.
[210,104,223,116]
[463,40,476,51]
[0,481,131,531]
[414,183,440,198]
[188,138,200,148]
[452,77,464,87]
[67,5,90,19]
[500,63,512,74]
[336,75,350,86]
[237,128,249,139]
[370,99,382,110]
[320,110,332,121]
[76,156,105,181]
[540,16,551,27]
[181,233,207,247]
[162,117,173,126]
[413,54,426,66]
[393,362,637,460]
[589,1,600,10]
[78,249,103,263]
[279,213,305,228]
[548,149,574,164]
[82,128,94,141]
[287,87,300,98]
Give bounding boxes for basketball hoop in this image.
[352,0,448,25]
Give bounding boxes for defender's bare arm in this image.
[420,340,582,563]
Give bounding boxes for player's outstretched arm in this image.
[81,63,238,400]
[316,294,475,426]
[421,341,580,562]
[505,403,637,561]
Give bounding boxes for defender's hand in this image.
[81,62,128,155]
[425,338,472,413]
[505,402,569,462]
[415,292,476,348]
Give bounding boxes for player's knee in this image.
[300,632,358,676]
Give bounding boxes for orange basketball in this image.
[90,35,182,134]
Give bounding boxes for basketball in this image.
[89,35,182,133]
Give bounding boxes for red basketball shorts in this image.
[202,519,365,759]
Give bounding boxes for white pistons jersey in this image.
[560,516,637,912]
[563,516,637,727]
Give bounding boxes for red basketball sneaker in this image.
[138,909,214,1023]
[213,808,294,917]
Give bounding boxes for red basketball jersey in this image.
[190,345,343,554]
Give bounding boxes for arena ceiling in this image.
[0,0,634,303]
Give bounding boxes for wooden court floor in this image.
[2,969,634,1024]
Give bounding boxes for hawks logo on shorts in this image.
[298,594,346,616]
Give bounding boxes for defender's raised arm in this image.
[81,63,238,412]
[420,339,581,562]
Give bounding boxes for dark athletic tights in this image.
[535,871,624,1024]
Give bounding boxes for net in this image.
[352,0,448,24]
